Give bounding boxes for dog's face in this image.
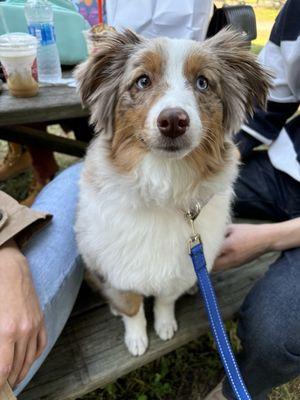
[76,29,270,174]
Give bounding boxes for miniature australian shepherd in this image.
[75,28,270,356]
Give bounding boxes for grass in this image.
[77,334,225,400]
[2,3,300,399]
[251,7,278,54]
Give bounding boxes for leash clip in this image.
[185,202,202,254]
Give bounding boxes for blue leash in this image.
[186,205,251,400]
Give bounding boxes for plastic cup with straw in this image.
[0,8,39,97]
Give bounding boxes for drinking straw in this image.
[98,0,103,23]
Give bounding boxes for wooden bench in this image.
[16,251,278,400]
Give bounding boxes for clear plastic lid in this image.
[0,33,37,57]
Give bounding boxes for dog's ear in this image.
[205,28,272,134]
[75,29,142,135]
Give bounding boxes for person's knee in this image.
[239,306,300,377]
[32,162,83,212]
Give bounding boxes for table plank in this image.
[1,126,87,157]
[0,84,88,127]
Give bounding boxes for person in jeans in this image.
[206,0,300,398]
[0,163,83,395]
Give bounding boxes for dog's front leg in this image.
[122,302,148,356]
[90,277,148,357]
[154,295,179,341]
[103,287,148,357]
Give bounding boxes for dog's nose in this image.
[157,108,190,138]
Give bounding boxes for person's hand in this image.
[214,224,273,271]
[0,240,47,389]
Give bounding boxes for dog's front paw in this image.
[155,318,178,341]
[123,304,148,356]
[125,332,148,356]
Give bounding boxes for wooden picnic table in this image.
[0,72,89,157]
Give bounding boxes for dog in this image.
[75,28,270,356]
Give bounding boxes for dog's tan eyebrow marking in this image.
[132,50,166,77]
[184,51,219,84]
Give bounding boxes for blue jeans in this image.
[223,152,300,400]
[15,163,84,395]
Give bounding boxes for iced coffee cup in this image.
[0,33,39,98]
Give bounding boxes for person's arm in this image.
[271,217,300,250]
[0,191,51,388]
[234,0,300,160]
[0,240,47,388]
[214,218,300,271]
[235,101,299,160]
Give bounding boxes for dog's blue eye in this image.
[136,75,151,90]
[196,76,208,91]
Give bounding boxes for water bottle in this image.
[25,0,62,83]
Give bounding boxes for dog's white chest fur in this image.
[76,143,234,299]
[78,198,195,296]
